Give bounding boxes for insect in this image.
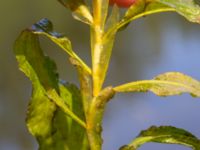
[109,0,136,8]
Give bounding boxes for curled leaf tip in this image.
[30,18,63,38]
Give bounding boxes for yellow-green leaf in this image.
[117,0,200,30]
[119,126,200,150]
[31,18,91,74]
[14,29,58,148]
[49,83,89,150]
[156,0,200,23]
[114,72,200,97]
[105,4,120,31]
[14,29,88,149]
[58,0,93,24]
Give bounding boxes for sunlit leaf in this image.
[14,30,88,149]
[119,126,200,150]
[14,29,58,148]
[123,0,145,20]
[108,0,145,34]
[114,72,200,97]
[101,0,110,27]
[58,0,93,24]
[13,30,59,140]
[49,83,89,150]
[156,0,200,23]
[105,4,120,31]
[117,0,200,30]
[30,18,91,74]
[69,57,93,113]
[14,30,59,91]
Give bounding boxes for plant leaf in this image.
[101,0,110,27]
[155,0,200,23]
[14,28,86,126]
[14,30,59,91]
[14,29,58,148]
[14,30,88,149]
[114,72,200,97]
[117,0,200,30]
[31,18,91,74]
[46,88,86,128]
[69,57,93,114]
[58,0,93,24]
[123,0,145,20]
[49,83,89,150]
[119,126,200,150]
[105,4,120,31]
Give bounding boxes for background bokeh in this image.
[1,1,200,150]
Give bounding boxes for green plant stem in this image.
[91,0,104,97]
[86,1,106,149]
[86,87,115,150]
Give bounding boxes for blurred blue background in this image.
[1,1,200,150]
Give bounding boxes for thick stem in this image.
[93,0,102,25]
[87,1,113,149]
[86,87,115,150]
[91,0,104,97]
[86,100,103,150]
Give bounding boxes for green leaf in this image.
[46,88,86,128]
[69,57,93,114]
[14,29,58,147]
[14,28,86,126]
[117,0,200,30]
[48,83,89,150]
[14,30,88,149]
[123,0,145,21]
[119,126,200,150]
[101,0,110,27]
[13,30,59,137]
[105,4,120,31]
[31,18,91,74]
[28,83,88,150]
[14,30,59,91]
[115,0,146,30]
[108,0,145,33]
[155,0,200,23]
[58,0,93,24]
[114,72,200,97]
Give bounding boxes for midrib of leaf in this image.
[131,135,193,148]
[46,89,87,128]
[114,78,200,97]
[117,7,175,30]
[119,126,200,150]
[33,31,91,75]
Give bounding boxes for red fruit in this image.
[109,0,136,8]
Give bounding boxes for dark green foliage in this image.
[120,126,200,150]
[14,1,200,150]
[14,29,88,150]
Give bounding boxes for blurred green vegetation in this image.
[1,0,200,150]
